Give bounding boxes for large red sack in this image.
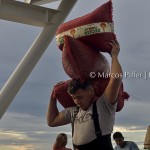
[62,36,110,82]
[53,80,74,108]
[91,78,130,112]
[56,0,116,53]
[53,79,130,112]
[116,83,130,112]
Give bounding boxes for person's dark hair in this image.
[67,80,90,95]
[56,133,67,147]
[113,132,124,139]
[58,133,67,139]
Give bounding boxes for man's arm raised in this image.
[104,40,123,104]
[47,89,70,127]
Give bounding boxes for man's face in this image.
[114,137,125,148]
[70,88,94,110]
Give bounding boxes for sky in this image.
[0,0,150,149]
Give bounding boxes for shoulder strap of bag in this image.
[72,107,79,150]
[92,101,102,138]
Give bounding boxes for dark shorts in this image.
[73,134,113,150]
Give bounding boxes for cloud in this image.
[0,112,72,150]
[0,0,150,149]
[115,101,150,128]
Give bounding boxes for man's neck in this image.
[120,141,126,148]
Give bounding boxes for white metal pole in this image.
[24,0,31,3]
[0,0,77,119]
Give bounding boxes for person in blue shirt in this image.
[113,132,139,150]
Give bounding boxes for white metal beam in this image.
[30,0,61,5]
[24,0,31,4]
[0,0,78,119]
[0,0,60,27]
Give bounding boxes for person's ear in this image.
[88,87,94,94]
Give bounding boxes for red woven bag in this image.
[62,36,110,82]
[56,0,116,53]
[52,79,129,112]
